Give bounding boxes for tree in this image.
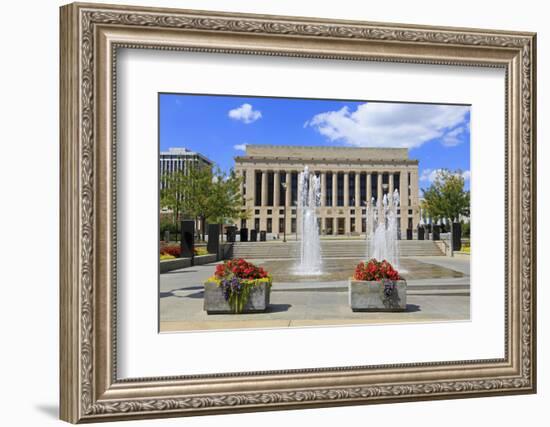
[420,169,470,256]
[160,166,247,242]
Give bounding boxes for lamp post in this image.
[281,182,287,242]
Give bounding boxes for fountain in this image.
[295,166,323,275]
[367,189,401,269]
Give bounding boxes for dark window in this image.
[291,172,298,206]
[325,218,333,234]
[362,218,366,233]
[326,173,333,206]
[291,218,296,233]
[408,218,413,229]
[280,172,286,206]
[279,218,285,233]
[267,171,274,206]
[382,173,389,196]
[255,171,262,206]
[351,217,356,233]
[279,209,284,215]
[393,172,400,195]
[255,209,260,215]
[254,218,260,230]
[337,172,344,206]
[267,218,272,233]
[241,219,246,229]
[360,173,366,205]
[267,209,272,215]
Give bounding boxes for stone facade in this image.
[234,145,420,237]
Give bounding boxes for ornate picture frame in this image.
[60,2,536,423]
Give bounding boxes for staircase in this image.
[229,240,444,259]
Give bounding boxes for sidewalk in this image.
[159,256,470,332]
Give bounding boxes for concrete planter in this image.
[349,279,407,312]
[204,280,271,314]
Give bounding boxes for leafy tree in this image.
[160,166,248,241]
[420,169,470,255]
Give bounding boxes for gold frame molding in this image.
[59,2,537,423]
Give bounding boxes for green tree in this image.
[421,169,470,255]
[160,166,248,242]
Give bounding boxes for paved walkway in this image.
[160,255,470,332]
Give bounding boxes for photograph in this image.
[158,94,472,332]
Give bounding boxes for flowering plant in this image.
[214,258,269,280]
[353,258,402,282]
[160,244,181,258]
[208,259,271,313]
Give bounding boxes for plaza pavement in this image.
[159,255,470,332]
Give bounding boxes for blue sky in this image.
[159,93,471,192]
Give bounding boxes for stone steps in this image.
[230,240,444,259]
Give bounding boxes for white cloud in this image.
[305,103,470,148]
[420,168,470,183]
[233,143,247,152]
[442,125,468,147]
[228,103,262,124]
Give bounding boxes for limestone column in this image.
[261,171,267,207]
[366,172,372,203]
[376,172,383,220]
[355,172,361,208]
[377,172,383,201]
[285,171,292,235]
[273,171,280,207]
[400,170,408,233]
[285,171,292,208]
[320,172,326,207]
[245,169,255,229]
[389,172,394,204]
[332,172,337,208]
[343,172,349,207]
[411,168,419,228]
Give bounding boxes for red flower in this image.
[353,258,401,281]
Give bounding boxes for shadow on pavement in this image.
[406,304,421,312]
[161,269,199,275]
[266,303,292,313]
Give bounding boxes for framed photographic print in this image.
[59,2,537,423]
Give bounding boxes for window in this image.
[325,218,333,234]
[337,172,344,206]
[267,171,274,206]
[351,217,356,233]
[254,218,260,231]
[279,218,285,233]
[360,172,366,205]
[255,209,260,215]
[291,218,296,233]
[240,219,246,229]
[326,173,333,206]
[267,209,272,215]
[255,171,262,206]
[267,218,272,233]
[291,172,298,206]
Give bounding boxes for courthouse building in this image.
[234,145,419,236]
